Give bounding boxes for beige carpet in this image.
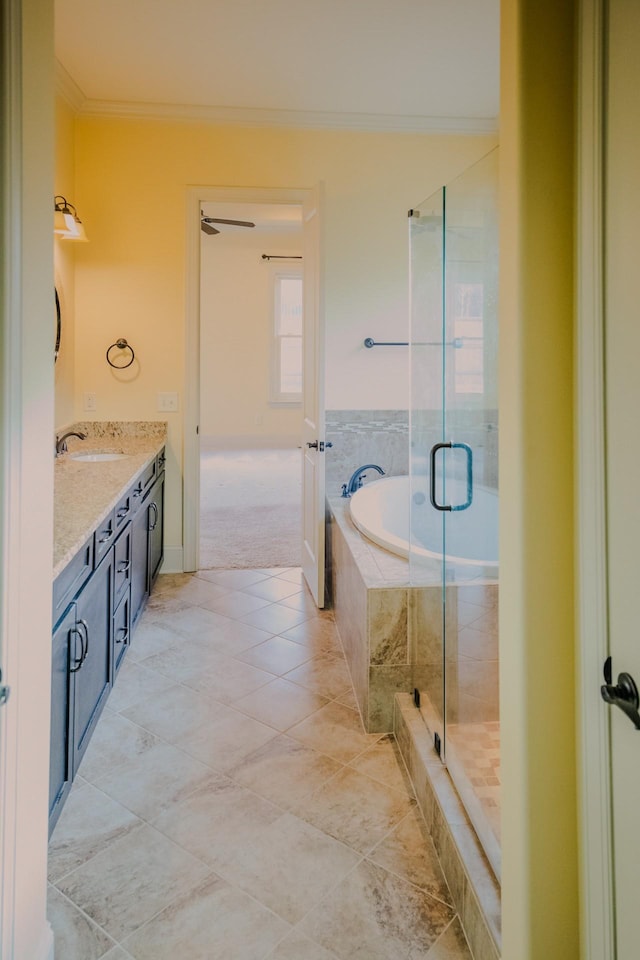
[199,448,302,568]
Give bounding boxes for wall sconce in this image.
[54,196,88,242]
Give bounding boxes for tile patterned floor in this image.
[48,568,473,960]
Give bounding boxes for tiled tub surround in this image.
[327,497,439,734]
[325,410,409,498]
[54,421,167,577]
[395,694,501,960]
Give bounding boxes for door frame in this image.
[576,0,615,956]
[183,185,320,573]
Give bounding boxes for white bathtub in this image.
[348,474,498,571]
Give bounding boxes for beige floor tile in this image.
[181,654,274,702]
[55,823,211,942]
[48,780,141,882]
[151,775,282,870]
[348,734,415,797]
[77,711,160,783]
[280,619,344,657]
[265,930,339,960]
[172,701,279,771]
[101,948,135,960]
[121,682,226,744]
[287,700,377,763]
[368,808,453,906]
[242,578,303,602]
[232,677,329,731]
[126,620,182,663]
[202,568,270,589]
[298,860,454,960]
[284,654,352,700]
[159,575,230,607]
[228,734,343,809]
[239,603,310,635]
[254,567,291,577]
[47,885,116,960]
[278,590,334,616]
[236,635,314,675]
[106,660,174,715]
[200,589,272,618]
[122,873,289,960]
[92,739,220,820]
[422,917,473,959]
[336,685,359,710]
[142,592,191,622]
[216,811,361,924]
[153,603,242,643]
[292,765,415,856]
[274,568,304,585]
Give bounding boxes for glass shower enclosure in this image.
[409,148,500,877]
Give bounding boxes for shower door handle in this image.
[601,657,640,729]
[429,442,473,512]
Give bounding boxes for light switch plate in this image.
[157,392,179,412]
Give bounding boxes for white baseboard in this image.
[37,923,55,960]
[160,546,183,574]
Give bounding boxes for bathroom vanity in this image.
[49,424,166,834]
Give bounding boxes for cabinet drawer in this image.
[114,524,132,607]
[131,458,157,513]
[157,447,166,473]
[113,587,130,676]
[115,490,132,531]
[94,510,116,565]
[53,537,94,625]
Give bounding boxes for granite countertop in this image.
[53,422,167,579]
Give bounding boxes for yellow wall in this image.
[54,95,76,426]
[499,0,579,955]
[70,119,496,556]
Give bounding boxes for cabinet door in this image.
[114,523,132,607]
[113,587,131,676]
[148,472,165,587]
[131,500,149,629]
[73,552,113,771]
[49,604,77,835]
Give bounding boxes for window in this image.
[270,268,303,404]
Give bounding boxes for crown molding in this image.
[75,97,498,135]
[54,60,86,112]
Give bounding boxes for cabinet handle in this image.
[116,627,129,644]
[78,618,89,662]
[69,626,84,673]
[148,501,159,531]
[98,528,113,544]
[132,486,143,499]
[116,506,130,520]
[116,560,131,574]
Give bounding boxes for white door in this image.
[603,1,640,954]
[301,185,326,606]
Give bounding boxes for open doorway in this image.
[198,201,303,569]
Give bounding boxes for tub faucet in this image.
[342,464,385,497]
[55,430,87,457]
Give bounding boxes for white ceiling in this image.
[54,0,499,131]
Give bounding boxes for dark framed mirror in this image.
[55,287,61,363]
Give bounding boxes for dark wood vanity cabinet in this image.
[49,448,165,835]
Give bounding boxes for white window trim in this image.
[269,263,303,405]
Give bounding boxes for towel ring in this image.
[106,338,135,369]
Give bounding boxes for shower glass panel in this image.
[410,148,500,879]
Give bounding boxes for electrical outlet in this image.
[84,392,97,411]
[157,392,179,412]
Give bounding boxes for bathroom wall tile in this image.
[457,624,499,662]
[368,589,409,665]
[461,880,501,960]
[55,823,211,942]
[121,873,289,960]
[368,664,413,733]
[298,859,454,960]
[47,885,116,960]
[330,519,369,718]
[227,734,343,810]
[325,409,409,499]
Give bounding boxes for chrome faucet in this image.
[55,430,87,457]
[341,463,385,497]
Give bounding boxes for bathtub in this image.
[348,474,498,571]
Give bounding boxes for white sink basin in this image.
[70,452,129,462]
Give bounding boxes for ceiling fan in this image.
[200,212,256,236]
